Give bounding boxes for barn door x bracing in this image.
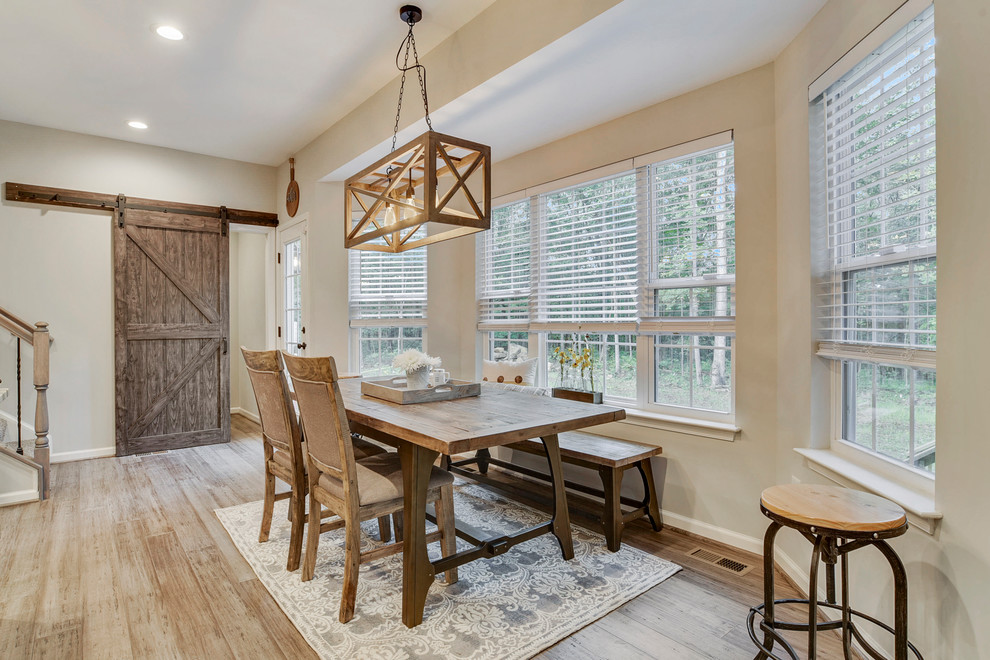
[114,206,229,455]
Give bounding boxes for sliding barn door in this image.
[114,208,229,455]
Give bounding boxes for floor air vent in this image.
[687,547,753,576]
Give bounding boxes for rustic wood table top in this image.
[336,378,626,454]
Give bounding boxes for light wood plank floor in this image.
[0,416,845,659]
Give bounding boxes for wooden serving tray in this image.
[360,377,481,404]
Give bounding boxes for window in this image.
[477,134,735,418]
[487,330,529,362]
[278,218,309,356]
[349,238,427,375]
[814,5,936,473]
[643,142,735,414]
[357,326,424,376]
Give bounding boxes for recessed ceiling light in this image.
[128,121,148,130]
[155,25,184,40]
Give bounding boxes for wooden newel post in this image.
[32,322,50,499]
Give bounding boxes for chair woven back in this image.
[241,347,301,457]
[281,352,354,480]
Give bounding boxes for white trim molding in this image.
[51,446,116,463]
[617,409,740,442]
[0,409,33,437]
[231,407,261,425]
[0,488,39,507]
[660,509,762,555]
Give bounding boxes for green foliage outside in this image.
[360,326,424,377]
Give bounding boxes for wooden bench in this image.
[446,431,663,551]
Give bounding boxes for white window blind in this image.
[641,142,735,334]
[476,200,531,329]
[532,171,644,331]
[348,241,427,325]
[817,4,935,358]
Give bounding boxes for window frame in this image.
[477,132,737,424]
[812,2,937,481]
[347,236,428,376]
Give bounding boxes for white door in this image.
[278,219,308,356]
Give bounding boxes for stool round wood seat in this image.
[748,484,922,660]
[761,484,907,535]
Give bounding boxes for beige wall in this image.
[486,64,779,540]
[230,231,269,420]
[774,0,990,656]
[0,120,275,459]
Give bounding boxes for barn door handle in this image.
[222,338,228,355]
[296,342,307,350]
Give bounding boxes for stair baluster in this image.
[33,322,50,499]
[16,337,22,455]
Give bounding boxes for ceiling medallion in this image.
[344,5,491,253]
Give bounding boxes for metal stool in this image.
[747,484,923,660]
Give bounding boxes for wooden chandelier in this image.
[344,130,490,253]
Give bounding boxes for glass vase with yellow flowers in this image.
[550,338,603,404]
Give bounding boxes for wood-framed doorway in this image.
[4,182,278,456]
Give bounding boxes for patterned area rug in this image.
[216,482,680,659]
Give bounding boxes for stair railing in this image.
[0,305,51,499]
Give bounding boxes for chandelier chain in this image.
[390,20,433,158]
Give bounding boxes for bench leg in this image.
[598,465,623,552]
[637,459,663,532]
[475,448,491,474]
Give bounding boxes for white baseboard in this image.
[231,407,260,425]
[51,446,116,463]
[0,488,39,507]
[1,411,117,463]
[660,508,765,555]
[0,409,34,436]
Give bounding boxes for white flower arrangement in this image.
[392,349,441,372]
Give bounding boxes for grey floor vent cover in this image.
[687,547,753,576]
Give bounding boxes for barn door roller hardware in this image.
[5,182,279,228]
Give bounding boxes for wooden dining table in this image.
[336,378,626,628]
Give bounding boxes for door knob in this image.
[296,342,307,350]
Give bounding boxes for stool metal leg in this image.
[807,534,826,658]
[875,540,909,660]
[754,521,783,660]
[841,546,854,660]
[824,537,838,605]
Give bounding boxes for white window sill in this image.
[617,408,740,442]
[794,448,942,535]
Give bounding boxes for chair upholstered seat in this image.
[319,453,454,506]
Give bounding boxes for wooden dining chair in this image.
[241,347,390,572]
[281,351,458,623]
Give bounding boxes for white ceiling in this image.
[329,0,827,180]
[0,0,825,170]
[0,0,497,165]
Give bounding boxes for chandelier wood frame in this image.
[344,130,490,253]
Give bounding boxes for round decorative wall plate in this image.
[286,157,299,217]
